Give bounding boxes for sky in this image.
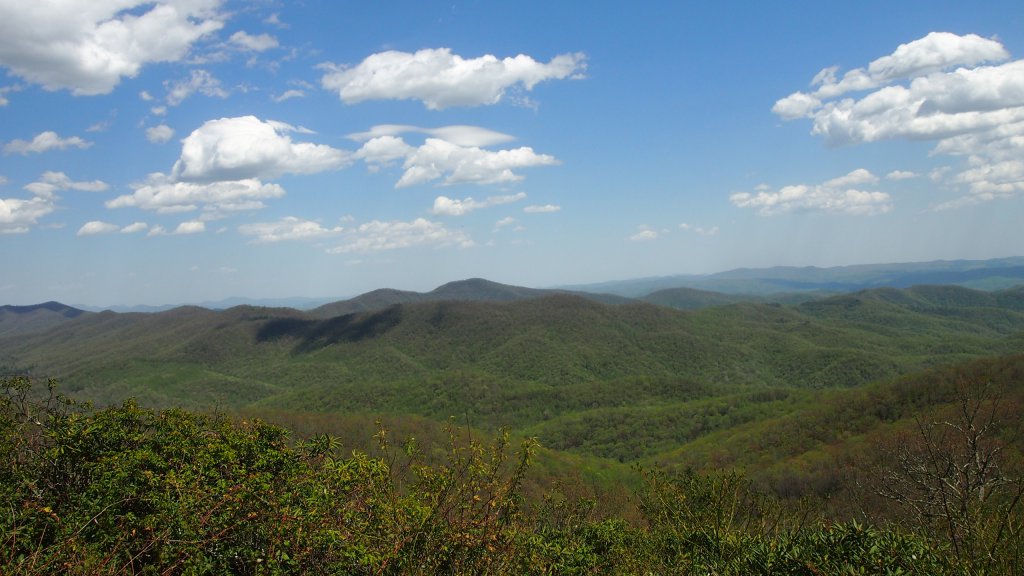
[1,1,1023,306]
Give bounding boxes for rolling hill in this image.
[309,277,631,318]
[0,301,90,338]
[3,282,1024,466]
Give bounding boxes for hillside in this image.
[310,277,630,317]
[3,284,1024,574]
[3,285,1024,459]
[0,301,90,338]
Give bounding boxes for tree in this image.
[878,379,1023,574]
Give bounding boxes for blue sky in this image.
[1,1,1023,306]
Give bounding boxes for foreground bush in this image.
[0,376,1002,574]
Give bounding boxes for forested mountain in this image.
[3,282,1024,573]
[3,284,1024,459]
[0,301,89,338]
[309,277,630,318]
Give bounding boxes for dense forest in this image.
[2,274,1024,573]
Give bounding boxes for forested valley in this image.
[2,276,1023,574]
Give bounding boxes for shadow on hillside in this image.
[256,305,403,352]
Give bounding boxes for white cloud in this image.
[328,218,473,253]
[321,48,586,109]
[823,168,879,188]
[354,136,416,173]
[886,170,919,180]
[151,106,168,116]
[239,216,344,243]
[174,220,205,234]
[24,171,108,198]
[0,1,224,95]
[272,89,305,102]
[774,32,1024,206]
[396,138,557,188]
[524,204,560,213]
[432,192,527,216]
[351,127,554,187]
[87,121,111,133]
[149,220,205,236]
[730,169,892,216]
[0,84,22,106]
[264,13,287,28]
[679,223,719,236]
[348,124,515,147]
[172,116,350,182]
[146,124,175,144]
[228,31,278,52]
[77,221,120,236]
[108,175,285,214]
[4,131,91,154]
[0,196,55,234]
[629,226,658,241]
[140,90,154,101]
[121,222,148,233]
[165,69,228,106]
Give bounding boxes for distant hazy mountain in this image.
[0,301,90,337]
[563,257,1024,297]
[77,296,342,313]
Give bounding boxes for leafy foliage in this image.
[3,376,1021,574]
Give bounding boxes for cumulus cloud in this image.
[24,171,108,198]
[432,192,527,216]
[730,169,892,216]
[349,126,555,187]
[107,175,285,214]
[321,48,586,109]
[0,196,55,234]
[121,222,148,233]
[774,32,1024,206]
[174,220,206,234]
[523,204,560,213]
[399,139,557,188]
[149,220,206,236]
[228,31,278,52]
[172,116,350,182]
[4,131,91,154]
[146,124,175,144]
[327,218,473,253]
[238,216,344,243]
[165,69,228,106]
[348,124,515,147]
[0,0,224,95]
[77,221,120,236]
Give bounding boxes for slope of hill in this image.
[0,301,90,338]
[3,285,1024,440]
[641,286,823,309]
[310,278,630,318]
